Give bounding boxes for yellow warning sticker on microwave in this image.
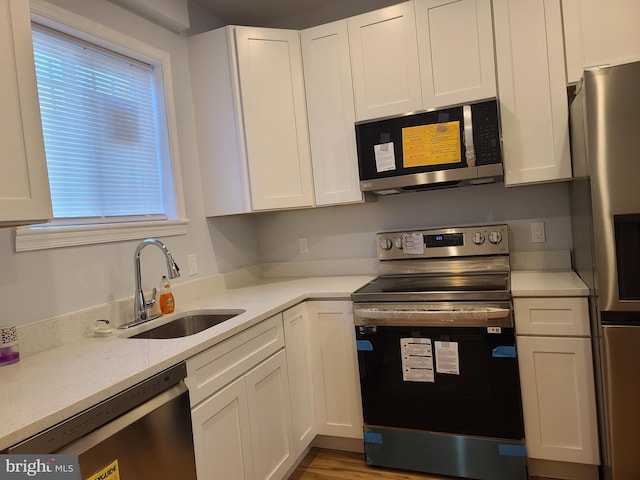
[402,121,461,168]
[86,459,120,480]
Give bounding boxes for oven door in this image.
[354,302,524,440]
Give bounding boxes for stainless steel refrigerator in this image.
[570,59,640,480]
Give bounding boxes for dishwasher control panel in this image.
[8,362,187,454]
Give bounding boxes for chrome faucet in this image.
[121,238,180,329]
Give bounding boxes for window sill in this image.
[14,218,189,252]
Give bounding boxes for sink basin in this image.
[128,309,245,339]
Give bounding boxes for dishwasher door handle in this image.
[353,306,513,327]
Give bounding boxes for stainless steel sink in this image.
[128,310,245,339]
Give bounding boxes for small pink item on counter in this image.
[0,325,20,366]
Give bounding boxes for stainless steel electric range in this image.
[351,224,527,480]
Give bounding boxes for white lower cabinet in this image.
[516,336,600,464]
[187,314,295,480]
[188,301,364,480]
[306,301,363,439]
[514,297,600,470]
[191,375,254,479]
[282,303,316,456]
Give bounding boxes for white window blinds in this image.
[31,25,165,221]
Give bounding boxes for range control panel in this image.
[376,224,508,260]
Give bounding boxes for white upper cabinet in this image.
[562,0,640,84]
[348,0,496,122]
[188,26,314,216]
[0,0,52,226]
[301,20,364,206]
[492,0,572,186]
[415,0,496,109]
[348,2,422,121]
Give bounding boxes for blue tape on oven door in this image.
[498,444,527,457]
[492,345,516,358]
[356,340,373,351]
[364,432,383,444]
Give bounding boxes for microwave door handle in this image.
[463,105,476,167]
[353,306,512,327]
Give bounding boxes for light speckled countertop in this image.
[0,269,589,452]
[511,270,589,297]
[0,275,372,451]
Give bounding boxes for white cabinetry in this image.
[301,21,363,206]
[562,0,640,84]
[415,0,496,109]
[0,0,52,226]
[307,301,363,439]
[282,303,316,457]
[348,0,496,122]
[514,297,600,467]
[492,0,572,186]
[187,314,295,480]
[188,26,314,216]
[348,2,422,121]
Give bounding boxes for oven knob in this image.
[472,232,485,245]
[380,238,393,250]
[489,231,503,244]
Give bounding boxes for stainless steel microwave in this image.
[355,100,503,195]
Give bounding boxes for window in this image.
[16,5,187,251]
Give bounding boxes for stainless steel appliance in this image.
[7,362,197,479]
[569,59,640,480]
[351,224,526,480]
[355,99,503,195]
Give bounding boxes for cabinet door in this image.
[493,0,572,185]
[415,0,496,109]
[563,0,640,84]
[301,21,363,207]
[307,301,363,439]
[244,350,294,480]
[282,303,316,457]
[517,336,600,464]
[348,2,422,121]
[234,27,314,211]
[191,377,255,480]
[0,0,52,226]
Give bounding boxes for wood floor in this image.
[287,448,454,480]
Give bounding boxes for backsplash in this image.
[14,252,569,358]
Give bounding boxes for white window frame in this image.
[15,0,188,252]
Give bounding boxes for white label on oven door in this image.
[435,341,460,375]
[374,142,396,172]
[400,338,434,382]
[403,232,424,255]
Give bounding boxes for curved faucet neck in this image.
[132,238,180,325]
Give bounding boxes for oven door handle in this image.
[353,307,513,327]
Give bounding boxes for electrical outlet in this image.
[531,222,546,243]
[298,237,309,254]
[188,254,198,275]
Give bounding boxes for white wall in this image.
[256,182,573,263]
[0,0,260,327]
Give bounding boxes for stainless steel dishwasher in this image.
[7,362,197,479]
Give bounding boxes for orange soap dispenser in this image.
[158,275,175,314]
